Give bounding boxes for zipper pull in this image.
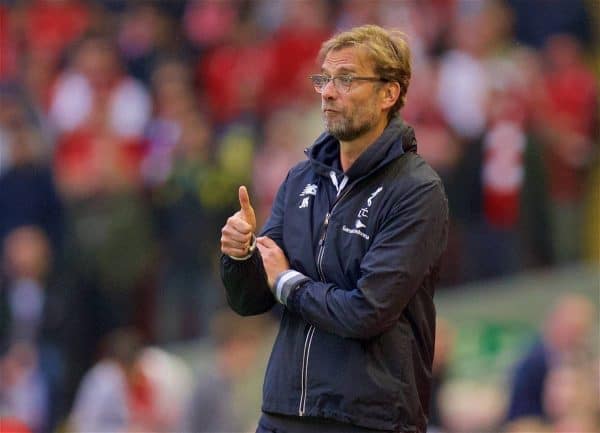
[318,212,331,246]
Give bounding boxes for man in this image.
[181,310,274,432]
[505,294,596,425]
[220,24,448,433]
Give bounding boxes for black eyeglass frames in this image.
[308,74,388,93]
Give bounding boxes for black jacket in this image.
[221,118,449,432]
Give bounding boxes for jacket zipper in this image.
[298,185,355,416]
[299,325,316,415]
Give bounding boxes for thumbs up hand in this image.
[221,186,257,258]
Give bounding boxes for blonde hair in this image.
[318,24,412,116]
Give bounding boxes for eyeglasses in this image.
[309,74,387,94]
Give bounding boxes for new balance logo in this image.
[299,197,310,209]
[299,184,317,209]
[301,184,318,196]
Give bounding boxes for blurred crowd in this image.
[427,294,598,433]
[0,0,597,432]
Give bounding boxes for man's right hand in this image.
[220,185,257,258]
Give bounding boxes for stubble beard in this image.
[323,103,379,142]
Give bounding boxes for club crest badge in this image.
[343,186,384,240]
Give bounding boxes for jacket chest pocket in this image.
[320,218,370,286]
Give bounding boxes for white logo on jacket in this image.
[299,197,310,209]
[344,186,383,239]
[342,225,370,240]
[355,219,367,229]
[367,186,383,206]
[298,183,317,208]
[301,184,318,196]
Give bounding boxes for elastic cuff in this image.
[273,270,310,305]
[228,234,256,261]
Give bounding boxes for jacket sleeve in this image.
[285,180,448,339]
[219,174,289,316]
[220,251,274,316]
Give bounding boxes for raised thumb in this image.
[238,185,256,228]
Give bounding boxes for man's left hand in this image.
[257,236,290,288]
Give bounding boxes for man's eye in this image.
[339,76,353,85]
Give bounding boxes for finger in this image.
[226,213,253,234]
[239,185,254,220]
[221,235,251,250]
[257,236,278,248]
[221,228,252,255]
[256,238,271,251]
[256,243,267,255]
[221,233,251,247]
[222,245,251,257]
[256,241,273,256]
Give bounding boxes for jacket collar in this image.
[305,117,418,181]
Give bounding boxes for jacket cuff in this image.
[273,270,310,305]
[227,234,256,261]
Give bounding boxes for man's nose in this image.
[321,79,338,99]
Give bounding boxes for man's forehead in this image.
[321,46,374,72]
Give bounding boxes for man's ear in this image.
[381,81,401,110]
